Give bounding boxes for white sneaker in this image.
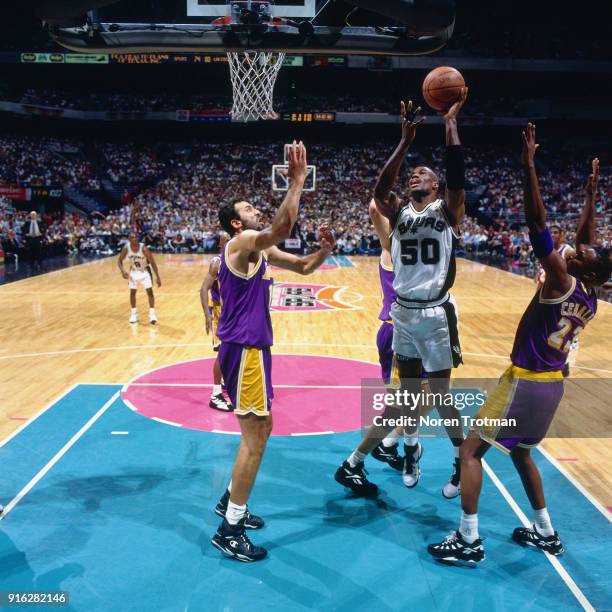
[129,312,138,324]
[149,312,157,325]
[402,442,423,488]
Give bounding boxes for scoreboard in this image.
[282,112,336,123]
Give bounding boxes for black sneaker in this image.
[209,393,234,412]
[512,525,564,556]
[402,443,423,488]
[427,530,485,566]
[211,518,267,562]
[334,460,378,497]
[214,490,264,530]
[372,442,404,471]
[442,458,461,499]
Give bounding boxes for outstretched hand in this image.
[400,100,425,145]
[285,140,308,183]
[318,223,335,255]
[521,122,540,166]
[442,87,468,121]
[586,158,600,197]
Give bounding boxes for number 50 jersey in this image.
[390,199,458,306]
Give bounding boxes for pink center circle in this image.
[121,355,380,436]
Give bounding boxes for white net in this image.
[227,51,286,122]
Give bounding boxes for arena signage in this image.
[0,184,31,201]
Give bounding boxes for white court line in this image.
[0,391,120,521]
[291,431,335,436]
[482,459,595,612]
[212,430,241,435]
[537,446,611,522]
[0,383,79,448]
[2,343,611,375]
[151,417,182,428]
[111,431,129,435]
[127,382,363,390]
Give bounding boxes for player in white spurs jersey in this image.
[335,91,468,499]
[118,232,161,324]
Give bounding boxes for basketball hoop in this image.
[227,50,285,122]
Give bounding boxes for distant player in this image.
[427,125,610,566]
[118,232,161,324]
[200,234,233,412]
[210,142,335,563]
[335,93,468,497]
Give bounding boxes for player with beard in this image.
[210,141,335,562]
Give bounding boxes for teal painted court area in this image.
[0,384,610,611]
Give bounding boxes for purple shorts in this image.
[218,342,274,416]
[377,322,394,384]
[474,366,564,453]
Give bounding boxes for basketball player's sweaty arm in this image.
[521,123,571,299]
[229,142,307,269]
[575,158,600,249]
[200,258,220,334]
[266,224,336,275]
[374,100,424,223]
[368,199,391,252]
[144,246,162,287]
[442,87,468,226]
[118,246,129,280]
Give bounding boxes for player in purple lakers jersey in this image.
[428,124,611,566]
[200,234,233,412]
[210,142,335,563]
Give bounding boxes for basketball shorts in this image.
[209,303,221,351]
[473,365,564,453]
[218,342,273,417]
[390,295,462,373]
[128,270,152,290]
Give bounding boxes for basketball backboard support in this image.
[51,0,455,56]
[187,1,316,18]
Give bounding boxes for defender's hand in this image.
[521,122,540,166]
[400,100,425,145]
[586,158,600,197]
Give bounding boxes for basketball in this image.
[422,66,466,112]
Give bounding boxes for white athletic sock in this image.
[149,308,156,315]
[404,433,419,448]
[226,500,246,526]
[347,450,366,468]
[131,308,137,315]
[459,511,479,544]
[212,384,222,396]
[382,429,401,448]
[533,507,554,537]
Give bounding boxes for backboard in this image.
[187,1,317,18]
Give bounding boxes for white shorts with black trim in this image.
[390,294,462,373]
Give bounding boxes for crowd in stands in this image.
[0,136,100,189]
[1,137,609,294]
[5,87,534,117]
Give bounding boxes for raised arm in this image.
[374,101,424,222]
[368,199,391,252]
[442,88,468,226]
[521,123,571,295]
[575,158,599,249]
[234,141,307,254]
[144,246,162,287]
[266,224,335,276]
[199,257,220,335]
[118,246,128,279]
